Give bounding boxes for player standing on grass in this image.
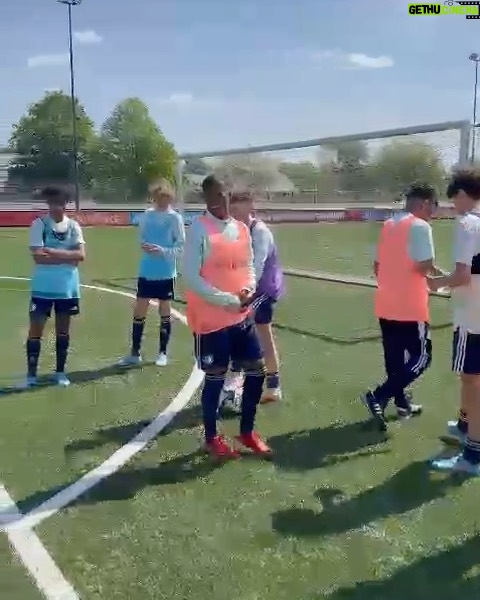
[118,179,185,367]
[429,169,480,475]
[221,190,284,410]
[183,175,271,460]
[24,185,85,388]
[360,183,439,431]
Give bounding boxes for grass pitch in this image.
[2,220,479,600]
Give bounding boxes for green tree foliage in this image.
[8,91,95,191]
[373,140,446,195]
[89,98,176,201]
[278,162,320,190]
[326,140,371,193]
[184,157,209,176]
[212,154,293,192]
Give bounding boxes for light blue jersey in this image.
[138,207,185,280]
[29,216,84,299]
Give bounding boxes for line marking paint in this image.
[0,484,79,599]
[0,277,204,532]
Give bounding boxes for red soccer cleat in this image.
[235,432,273,457]
[204,435,240,460]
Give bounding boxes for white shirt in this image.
[452,211,480,333]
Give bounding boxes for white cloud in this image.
[309,49,394,70]
[73,29,103,45]
[163,93,194,105]
[27,54,69,68]
[346,53,394,69]
[156,93,223,109]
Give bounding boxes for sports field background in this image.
[1,220,479,600]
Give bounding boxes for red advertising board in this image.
[70,211,130,226]
[0,205,458,227]
[0,211,40,226]
[0,210,130,227]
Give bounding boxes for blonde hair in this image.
[148,178,175,199]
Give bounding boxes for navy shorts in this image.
[452,328,480,375]
[136,277,175,301]
[252,294,275,325]
[194,317,263,371]
[30,296,80,319]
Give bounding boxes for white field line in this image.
[0,277,204,532]
[0,484,79,599]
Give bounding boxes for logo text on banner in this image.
[408,2,480,18]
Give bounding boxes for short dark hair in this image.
[405,182,437,204]
[447,168,480,201]
[201,174,220,194]
[39,184,71,204]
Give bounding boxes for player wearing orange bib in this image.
[361,184,439,431]
[183,176,271,460]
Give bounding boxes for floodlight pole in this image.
[57,0,82,210]
[469,53,480,163]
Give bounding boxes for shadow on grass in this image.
[15,449,224,514]
[64,419,153,453]
[93,277,451,346]
[64,404,238,456]
[319,534,480,600]
[271,460,466,539]
[0,363,145,397]
[268,421,389,472]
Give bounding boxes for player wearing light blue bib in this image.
[25,185,85,388]
[118,179,185,367]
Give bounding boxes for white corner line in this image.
[0,484,80,599]
[0,277,204,533]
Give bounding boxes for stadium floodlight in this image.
[469,53,480,162]
[56,0,83,210]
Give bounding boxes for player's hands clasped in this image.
[238,288,254,306]
[142,243,163,254]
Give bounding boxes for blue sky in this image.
[0,0,479,156]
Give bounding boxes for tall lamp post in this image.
[57,0,82,210]
[469,53,480,163]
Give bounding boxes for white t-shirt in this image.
[452,211,480,333]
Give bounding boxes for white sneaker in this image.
[155,353,168,367]
[53,372,71,387]
[117,355,142,367]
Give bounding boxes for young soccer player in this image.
[220,191,284,409]
[361,183,439,431]
[429,168,480,475]
[118,178,185,367]
[25,185,85,388]
[183,175,270,460]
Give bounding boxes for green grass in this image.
[2,221,480,600]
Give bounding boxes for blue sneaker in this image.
[53,372,70,387]
[361,390,387,432]
[17,375,38,390]
[444,421,467,445]
[430,453,480,475]
[117,355,142,367]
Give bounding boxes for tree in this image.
[8,91,95,191]
[278,161,320,190]
[212,153,293,193]
[90,98,176,202]
[324,140,371,193]
[373,140,446,195]
[184,157,209,176]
